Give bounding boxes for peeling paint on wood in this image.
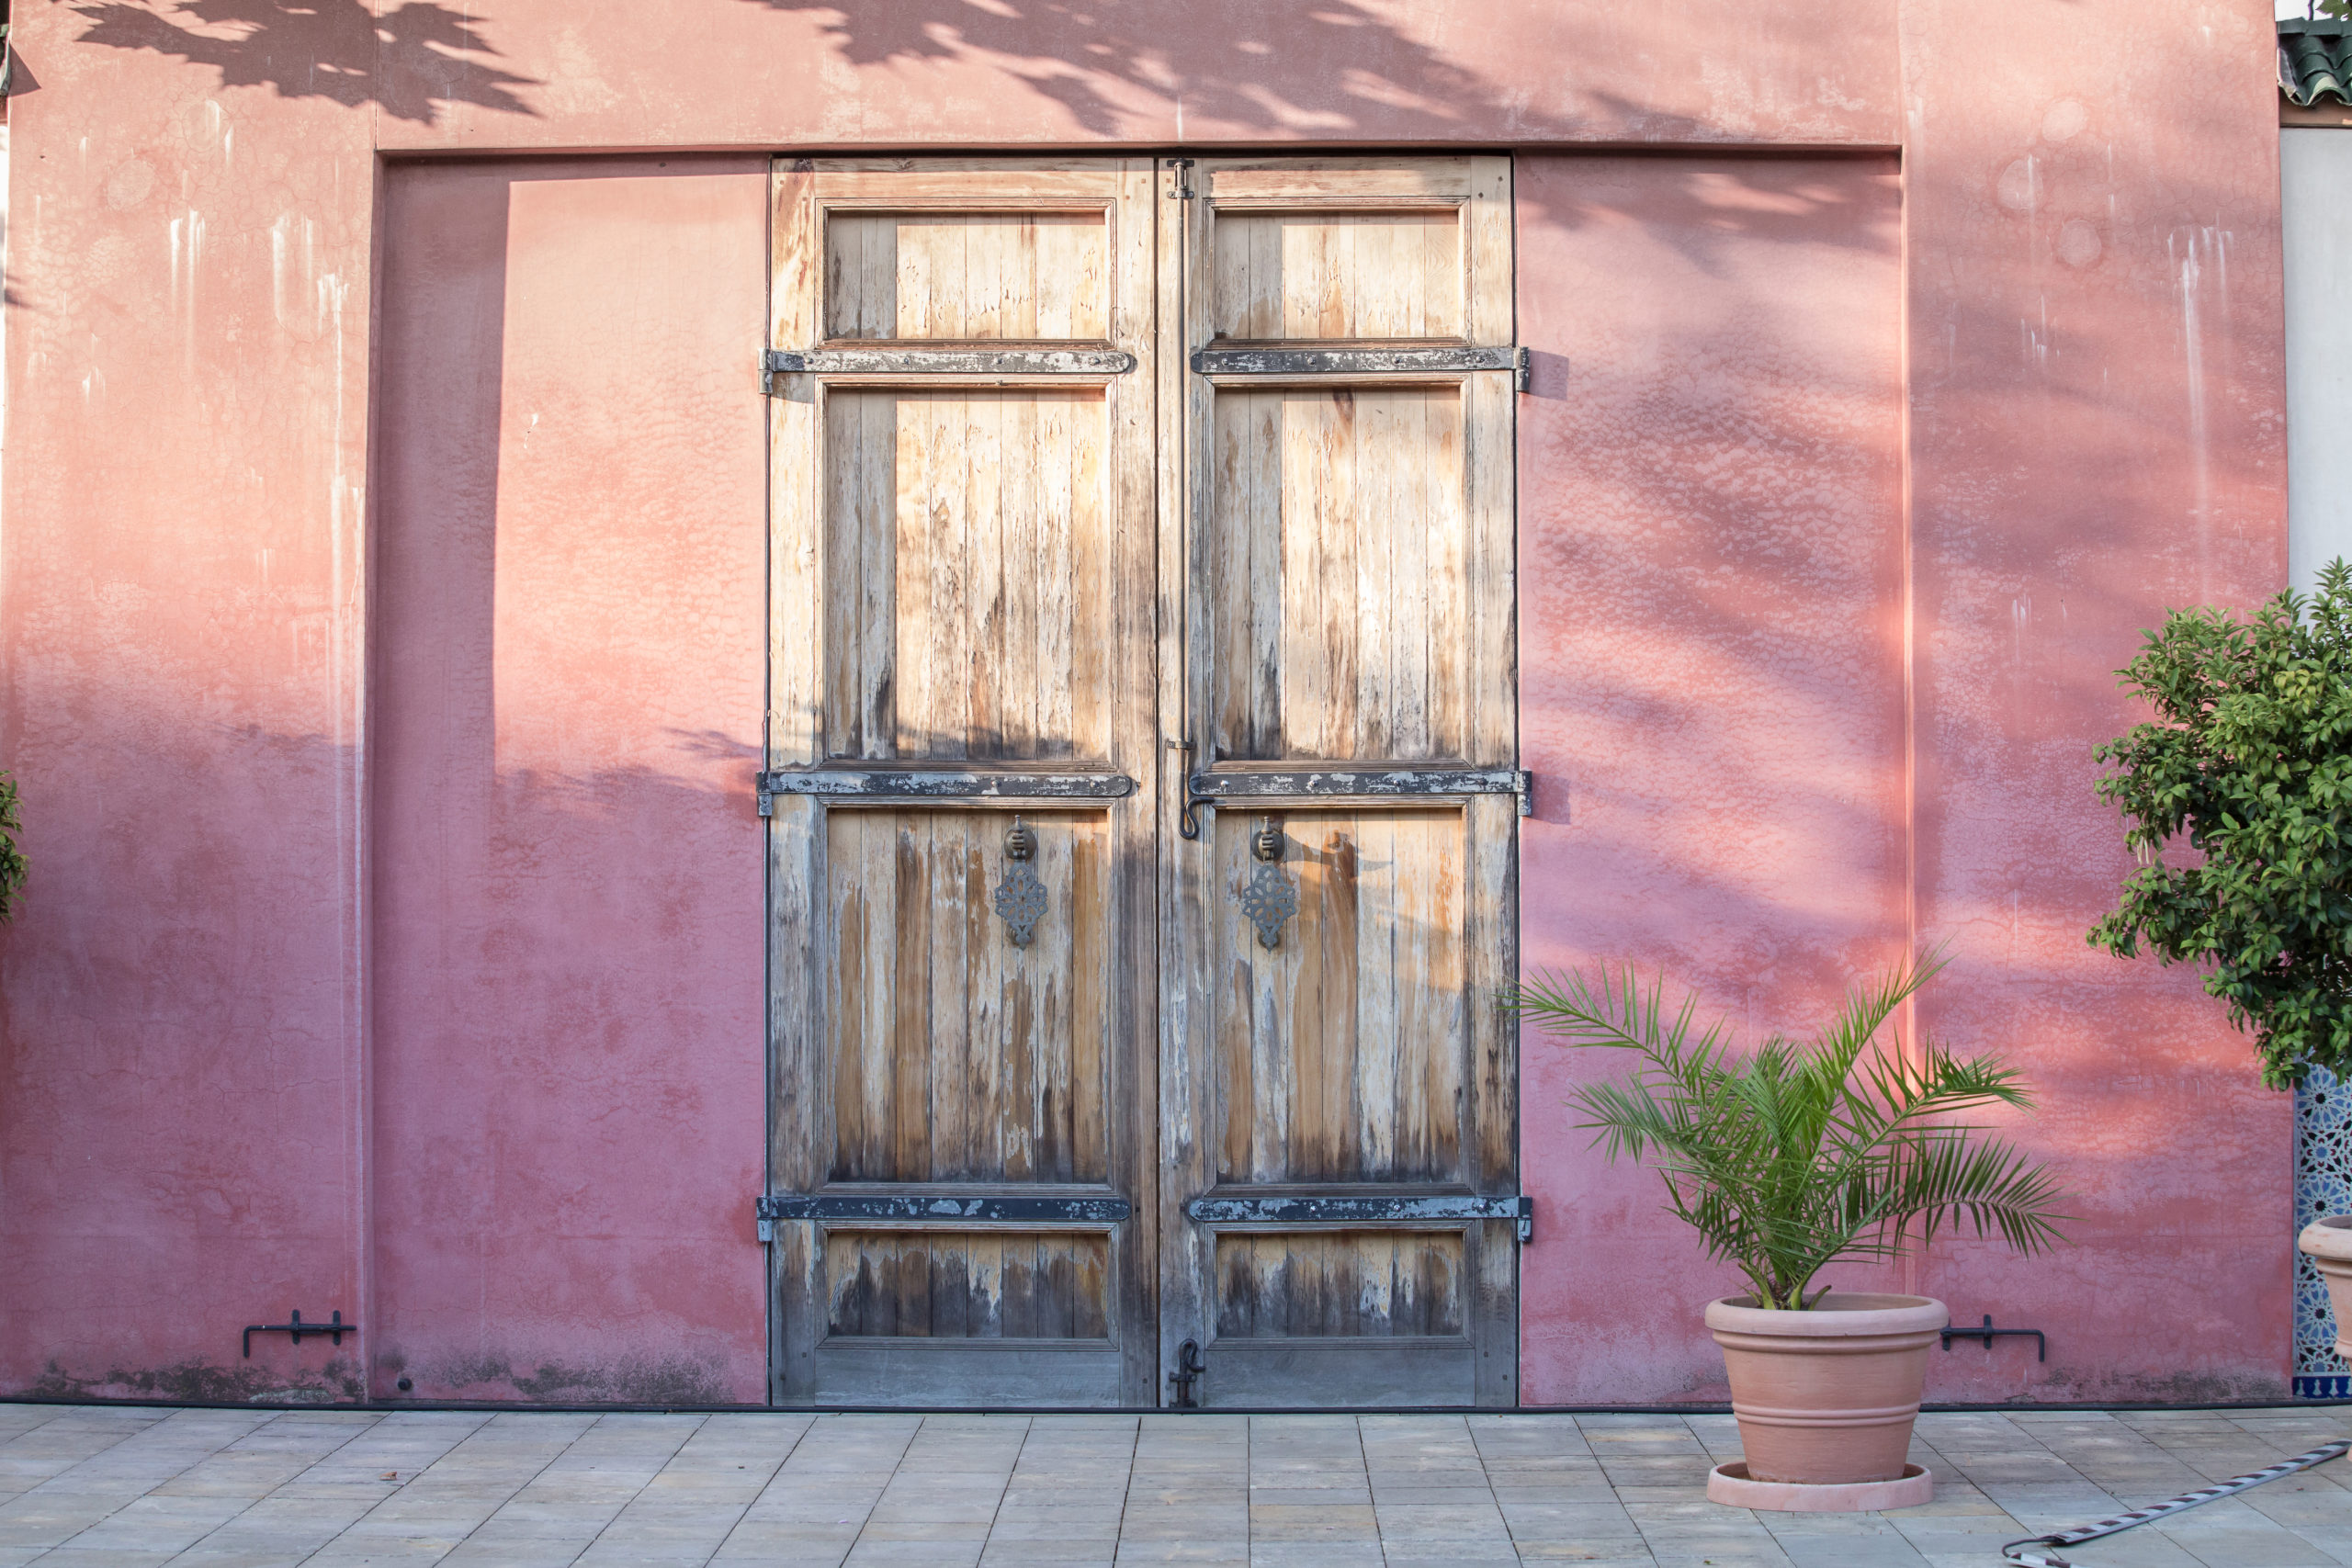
[1213,1231,1465,1338]
[826,1231,1112,1339]
[1191,346,1516,376]
[763,770,1135,799]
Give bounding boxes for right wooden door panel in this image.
[1161,155,1521,1410]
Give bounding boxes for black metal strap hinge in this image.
[1191,344,1524,381]
[759,770,1136,815]
[757,1190,1134,1242]
[1188,768,1531,817]
[1186,1191,1534,1244]
[763,346,1135,393]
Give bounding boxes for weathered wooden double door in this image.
[763,155,1522,1407]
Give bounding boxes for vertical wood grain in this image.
[825,212,1111,341]
[1210,387,1467,762]
[1177,156,1517,1407]
[826,808,1109,1183]
[820,389,1113,763]
[777,161,1159,1405]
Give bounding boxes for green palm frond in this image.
[1510,953,2073,1309]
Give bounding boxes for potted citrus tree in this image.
[2084,560,2352,1368]
[1515,957,2069,1509]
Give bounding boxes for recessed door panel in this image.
[1210,386,1470,762]
[825,1230,1112,1339]
[1213,1231,1465,1338]
[827,209,1111,341]
[826,807,1111,1184]
[1212,809,1467,1186]
[1212,209,1464,342]
[822,389,1113,762]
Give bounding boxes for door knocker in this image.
[992,816,1048,947]
[1238,816,1299,950]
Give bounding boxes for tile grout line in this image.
[562,1412,714,1568]
[1353,1415,1391,1568]
[1102,1414,1140,1562]
[696,1414,820,1566]
[979,1415,1035,1563]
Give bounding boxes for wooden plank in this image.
[1203,157,1477,202]
[1068,818,1109,1184]
[810,1344,1122,1407]
[1357,812,1401,1176]
[1463,157,1514,350]
[1158,151,1219,1407]
[1102,157,1164,1409]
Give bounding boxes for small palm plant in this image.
[1514,957,2070,1310]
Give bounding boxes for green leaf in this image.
[2087,558,2352,1087]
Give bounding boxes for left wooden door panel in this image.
[768,160,1159,1407]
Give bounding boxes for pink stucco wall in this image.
[1515,154,1917,1404]
[0,0,2290,1404]
[370,159,770,1404]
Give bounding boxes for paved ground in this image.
[0,1402,2347,1567]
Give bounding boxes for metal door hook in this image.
[1168,1338,1205,1408]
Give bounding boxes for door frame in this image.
[763,151,1524,1409]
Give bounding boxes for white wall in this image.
[2286,128,2352,592]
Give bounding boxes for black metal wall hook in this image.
[243,1310,356,1359]
[1942,1314,2046,1362]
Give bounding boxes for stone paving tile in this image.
[0,1404,2344,1563]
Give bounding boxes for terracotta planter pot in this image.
[1705,1292,1949,1485]
[2299,1216,2352,1360]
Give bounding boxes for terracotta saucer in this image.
[1706,1461,1932,1512]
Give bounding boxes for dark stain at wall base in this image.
[414,1350,729,1405]
[27,1359,366,1404]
